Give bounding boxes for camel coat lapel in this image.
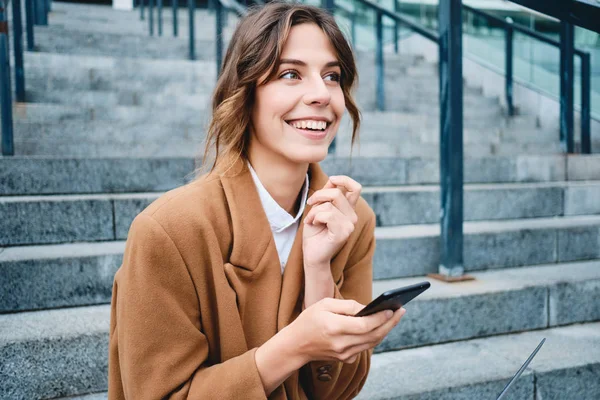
[219,161,330,347]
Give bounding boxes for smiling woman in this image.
[108,2,405,400]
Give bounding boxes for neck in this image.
[247,151,308,216]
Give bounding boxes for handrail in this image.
[463,4,591,153]
[1,0,39,156]
[354,0,439,43]
[200,0,592,153]
[464,5,587,57]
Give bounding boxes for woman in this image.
[108,2,405,399]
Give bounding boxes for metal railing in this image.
[463,4,592,153]
[1,0,46,156]
[137,0,593,154]
[350,0,438,111]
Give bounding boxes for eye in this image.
[324,72,341,83]
[280,70,300,80]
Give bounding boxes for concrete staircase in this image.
[1,2,599,399]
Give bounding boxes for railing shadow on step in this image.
[1,0,49,156]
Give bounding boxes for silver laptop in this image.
[496,338,546,399]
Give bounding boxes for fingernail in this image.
[385,310,393,319]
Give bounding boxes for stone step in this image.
[21,322,600,400]
[11,104,524,145]
[10,132,564,157]
[0,305,110,400]
[48,2,212,22]
[364,180,600,226]
[375,214,600,279]
[1,263,598,398]
[12,102,211,126]
[1,198,598,276]
[0,154,575,196]
[357,321,600,399]
[30,25,219,60]
[375,261,600,351]
[25,88,212,108]
[20,51,217,93]
[3,181,600,246]
[46,7,224,38]
[337,139,564,158]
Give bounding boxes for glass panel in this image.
[575,25,599,118]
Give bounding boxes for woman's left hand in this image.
[302,175,363,269]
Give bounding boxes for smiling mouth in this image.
[285,119,331,132]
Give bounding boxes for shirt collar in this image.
[248,162,310,233]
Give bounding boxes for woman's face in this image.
[250,22,345,166]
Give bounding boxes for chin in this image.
[284,145,330,165]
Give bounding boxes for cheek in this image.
[332,89,346,117]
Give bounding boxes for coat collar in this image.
[219,157,330,331]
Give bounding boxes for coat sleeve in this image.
[108,213,267,400]
[301,207,376,400]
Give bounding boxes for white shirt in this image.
[248,163,309,274]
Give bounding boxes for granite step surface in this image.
[24,88,212,108]
[41,322,600,400]
[30,25,223,60]
[357,321,600,399]
[2,214,600,311]
[1,263,598,398]
[1,154,579,196]
[2,181,600,245]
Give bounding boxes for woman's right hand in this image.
[287,298,406,364]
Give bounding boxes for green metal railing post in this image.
[149,0,154,35]
[505,21,514,116]
[581,52,591,154]
[157,0,163,36]
[34,0,48,25]
[188,0,195,60]
[172,0,178,36]
[12,0,26,102]
[25,0,35,50]
[394,0,399,54]
[0,1,14,156]
[140,0,145,20]
[438,0,464,278]
[375,11,384,111]
[559,20,574,153]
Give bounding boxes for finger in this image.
[343,354,359,364]
[307,189,356,219]
[319,298,366,316]
[350,308,396,334]
[304,203,348,231]
[338,308,406,354]
[338,343,372,364]
[363,307,406,343]
[328,176,362,207]
[304,202,334,225]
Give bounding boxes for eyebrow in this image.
[279,58,341,68]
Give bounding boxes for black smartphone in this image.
[354,281,431,317]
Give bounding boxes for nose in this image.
[302,75,331,106]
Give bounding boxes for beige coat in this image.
[108,160,376,399]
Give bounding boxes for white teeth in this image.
[289,120,329,131]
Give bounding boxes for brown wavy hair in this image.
[199,1,360,176]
